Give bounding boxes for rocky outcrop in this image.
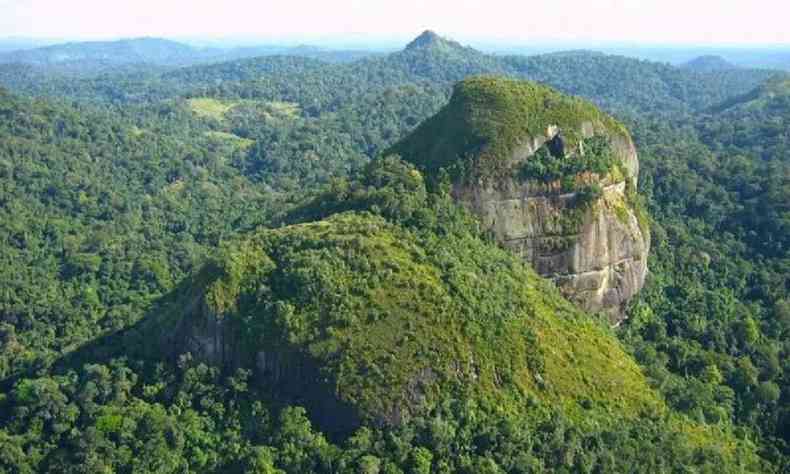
[453,127,648,321]
[392,77,649,321]
[166,282,361,435]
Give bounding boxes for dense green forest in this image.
[0,31,788,472]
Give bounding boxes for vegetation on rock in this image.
[390,76,628,181]
[518,135,621,186]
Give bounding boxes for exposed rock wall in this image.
[169,291,361,434]
[452,125,648,322]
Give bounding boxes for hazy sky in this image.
[2,0,790,46]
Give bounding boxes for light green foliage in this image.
[189,97,299,125]
[205,130,255,149]
[205,239,275,316]
[261,101,300,120]
[391,76,628,180]
[188,97,237,120]
[624,178,651,238]
[192,199,662,427]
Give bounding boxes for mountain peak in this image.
[405,30,453,50]
[392,76,629,177]
[682,55,736,73]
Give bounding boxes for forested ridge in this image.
[0,31,788,472]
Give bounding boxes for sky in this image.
[2,0,790,46]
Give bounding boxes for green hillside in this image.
[151,157,761,469]
[390,76,628,180]
[169,210,660,424]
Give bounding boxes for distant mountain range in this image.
[4,35,790,72]
[0,30,784,117]
[0,37,63,54]
[0,38,201,66]
[0,37,377,72]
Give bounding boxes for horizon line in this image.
[2,33,790,51]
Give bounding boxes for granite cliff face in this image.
[392,77,649,321]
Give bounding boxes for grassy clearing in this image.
[188,98,237,120]
[188,97,301,123]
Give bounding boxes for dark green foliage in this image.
[0,88,276,379]
[283,156,431,227]
[574,183,604,208]
[505,51,781,119]
[619,84,790,468]
[0,358,764,473]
